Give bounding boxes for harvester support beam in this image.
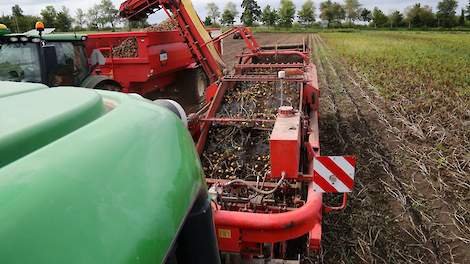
[119,0,224,83]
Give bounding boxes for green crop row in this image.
[320,31,470,100]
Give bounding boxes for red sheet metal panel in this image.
[216,226,241,252]
[269,109,301,179]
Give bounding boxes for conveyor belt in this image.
[181,0,225,68]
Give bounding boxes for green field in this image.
[321,31,470,96]
[312,31,470,263]
[320,31,469,182]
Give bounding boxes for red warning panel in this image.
[313,156,356,193]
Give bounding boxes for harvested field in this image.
[313,32,470,263]
[222,32,470,263]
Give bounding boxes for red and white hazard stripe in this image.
[313,156,356,193]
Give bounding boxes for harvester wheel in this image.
[195,69,207,103]
[177,67,208,106]
[233,32,242,39]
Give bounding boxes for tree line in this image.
[1,0,470,32]
[0,0,123,33]
[207,0,470,29]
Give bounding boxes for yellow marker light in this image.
[35,21,45,32]
[0,24,7,30]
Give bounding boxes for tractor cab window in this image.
[48,42,88,86]
[0,43,41,83]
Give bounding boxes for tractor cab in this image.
[0,23,90,87]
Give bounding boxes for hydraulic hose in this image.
[223,172,286,195]
[213,182,322,243]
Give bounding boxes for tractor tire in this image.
[94,82,122,92]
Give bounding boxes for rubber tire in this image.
[233,32,241,39]
[95,82,122,92]
[177,68,208,105]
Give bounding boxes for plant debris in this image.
[202,79,300,181]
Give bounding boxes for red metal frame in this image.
[86,31,194,94]
[204,26,260,53]
[119,0,224,84]
[192,44,327,255]
[213,183,322,252]
[118,0,354,259]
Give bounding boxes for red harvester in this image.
[119,0,357,262]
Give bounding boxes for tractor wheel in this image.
[95,82,122,92]
[177,68,208,106]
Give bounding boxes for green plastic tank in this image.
[0,81,218,263]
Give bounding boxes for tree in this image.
[41,6,58,28]
[344,0,360,24]
[279,0,296,27]
[7,5,39,33]
[241,0,262,26]
[221,2,238,26]
[204,17,212,26]
[0,15,13,31]
[405,4,419,28]
[56,6,73,32]
[388,10,403,28]
[298,0,316,26]
[75,8,87,29]
[359,8,372,22]
[331,2,346,22]
[12,5,23,17]
[98,0,119,31]
[372,7,388,27]
[261,5,278,26]
[466,0,470,20]
[11,5,23,32]
[459,9,465,26]
[320,1,335,25]
[420,6,436,27]
[320,1,344,26]
[437,0,458,27]
[404,4,435,28]
[87,5,100,30]
[206,2,220,25]
[127,19,150,29]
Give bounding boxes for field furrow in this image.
[314,32,469,264]
[222,32,469,264]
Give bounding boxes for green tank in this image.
[0,81,218,263]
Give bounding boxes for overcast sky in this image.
[0,0,468,24]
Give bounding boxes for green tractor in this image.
[0,23,119,89]
[0,81,220,264]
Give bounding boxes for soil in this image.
[221,33,469,263]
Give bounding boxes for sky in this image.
[0,0,468,24]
